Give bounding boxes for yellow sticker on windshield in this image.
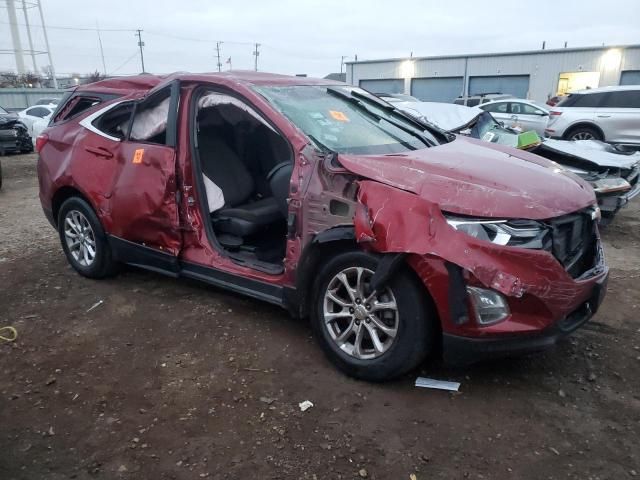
[329,110,349,122]
[132,148,144,164]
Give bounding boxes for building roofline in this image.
[345,44,640,65]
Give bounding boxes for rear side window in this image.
[52,92,119,125]
[26,106,50,117]
[92,102,135,140]
[129,87,171,145]
[601,90,640,108]
[483,102,508,113]
[453,98,464,105]
[558,92,608,108]
[467,98,480,107]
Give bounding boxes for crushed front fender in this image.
[353,180,608,327]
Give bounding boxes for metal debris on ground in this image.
[415,377,460,392]
[0,326,18,342]
[86,300,104,313]
[298,400,314,412]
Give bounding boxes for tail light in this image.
[35,133,49,153]
[549,111,562,116]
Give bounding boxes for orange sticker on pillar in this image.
[132,148,145,164]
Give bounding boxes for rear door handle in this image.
[85,145,114,158]
[597,115,611,118]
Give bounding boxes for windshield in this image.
[255,85,440,155]
[0,106,8,115]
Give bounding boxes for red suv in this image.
[37,73,608,381]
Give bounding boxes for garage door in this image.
[469,75,530,98]
[620,70,640,86]
[411,77,464,103]
[359,79,404,94]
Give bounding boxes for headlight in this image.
[591,177,631,194]
[445,214,549,249]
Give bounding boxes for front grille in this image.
[548,209,597,278]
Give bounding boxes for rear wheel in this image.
[57,197,118,278]
[566,125,602,141]
[312,251,435,381]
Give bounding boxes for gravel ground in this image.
[0,153,639,480]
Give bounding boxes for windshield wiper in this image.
[348,89,452,143]
[307,134,333,153]
[326,87,431,148]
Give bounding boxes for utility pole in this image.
[97,21,107,75]
[253,43,260,71]
[136,29,146,73]
[340,55,347,74]
[216,41,223,72]
[36,0,57,87]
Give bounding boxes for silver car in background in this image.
[478,98,550,136]
[545,85,640,145]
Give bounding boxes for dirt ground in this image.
[0,153,639,480]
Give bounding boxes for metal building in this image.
[346,44,640,103]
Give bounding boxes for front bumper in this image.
[0,134,33,153]
[442,271,608,365]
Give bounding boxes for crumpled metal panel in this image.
[339,135,596,220]
[353,180,607,322]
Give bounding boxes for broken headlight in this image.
[591,177,631,194]
[445,215,550,249]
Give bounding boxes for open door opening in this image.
[193,91,293,273]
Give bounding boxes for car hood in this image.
[395,101,483,131]
[338,136,596,220]
[538,139,640,170]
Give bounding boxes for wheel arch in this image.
[294,226,440,329]
[51,186,95,228]
[563,122,605,141]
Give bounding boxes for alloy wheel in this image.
[64,210,97,267]
[571,131,594,140]
[323,267,399,360]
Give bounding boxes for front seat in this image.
[200,135,281,238]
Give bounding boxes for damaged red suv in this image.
[37,73,608,381]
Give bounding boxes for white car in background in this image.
[31,113,52,140]
[478,99,550,136]
[545,85,640,145]
[17,104,56,137]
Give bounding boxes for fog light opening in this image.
[467,287,510,326]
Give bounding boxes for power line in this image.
[108,50,139,76]
[0,20,136,32]
[145,31,254,46]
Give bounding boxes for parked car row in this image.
[36,72,610,381]
[454,86,640,146]
[0,105,34,156]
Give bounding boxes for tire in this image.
[57,197,118,278]
[566,125,603,141]
[311,251,435,381]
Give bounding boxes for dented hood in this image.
[339,136,596,220]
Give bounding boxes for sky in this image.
[1,0,639,78]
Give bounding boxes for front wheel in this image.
[57,197,118,278]
[312,251,435,381]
